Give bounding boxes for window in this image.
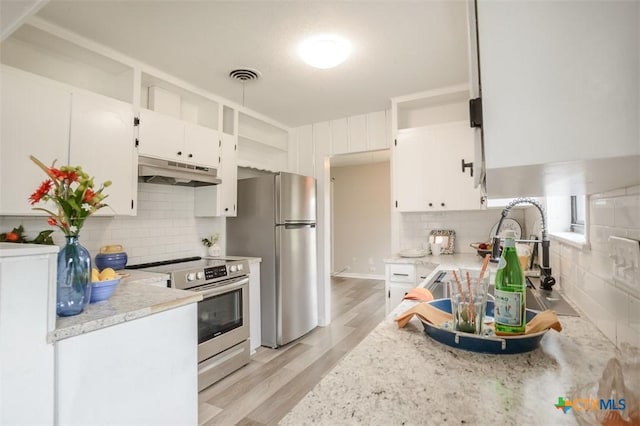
[570,195,586,234]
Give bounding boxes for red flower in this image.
[47,217,57,226]
[49,168,63,179]
[5,232,19,242]
[83,188,96,203]
[29,180,52,205]
[62,170,78,183]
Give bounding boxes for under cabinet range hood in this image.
[138,155,221,186]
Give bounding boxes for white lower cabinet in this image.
[385,261,434,315]
[385,263,416,314]
[0,244,57,426]
[55,303,198,425]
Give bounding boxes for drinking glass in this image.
[448,268,490,334]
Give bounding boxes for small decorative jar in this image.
[207,243,222,257]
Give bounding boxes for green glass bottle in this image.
[494,230,526,334]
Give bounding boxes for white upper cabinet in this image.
[0,66,71,215]
[330,118,349,155]
[138,109,220,168]
[184,121,220,167]
[137,109,185,161]
[327,111,390,156]
[347,114,367,153]
[194,133,237,217]
[366,111,389,151]
[218,133,237,216]
[69,90,136,216]
[473,0,640,196]
[394,122,481,212]
[1,67,137,216]
[391,85,483,213]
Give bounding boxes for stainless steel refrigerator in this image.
[226,172,318,348]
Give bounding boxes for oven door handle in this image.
[199,277,249,299]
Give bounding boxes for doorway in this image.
[329,150,391,280]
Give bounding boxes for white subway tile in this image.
[591,198,615,226]
[591,188,626,199]
[614,195,640,229]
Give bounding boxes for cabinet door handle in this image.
[188,153,193,158]
[461,159,474,177]
[177,151,182,156]
[441,202,445,207]
[428,202,433,207]
[392,273,409,277]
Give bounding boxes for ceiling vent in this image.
[229,68,261,82]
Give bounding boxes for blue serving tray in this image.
[421,299,548,354]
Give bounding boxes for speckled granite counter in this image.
[51,270,201,343]
[207,255,262,264]
[281,266,623,425]
[384,252,488,269]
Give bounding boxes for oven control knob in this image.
[196,272,204,280]
[230,265,237,272]
[237,264,244,271]
[186,272,196,281]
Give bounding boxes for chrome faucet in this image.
[491,197,556,290]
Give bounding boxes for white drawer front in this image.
[387,264,416,283]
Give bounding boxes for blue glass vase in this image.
[56,235,92,317]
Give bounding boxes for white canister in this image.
[207,244,222,257]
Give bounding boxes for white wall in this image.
[552,185,640,350]
[331,161,390,278]
[0,182,225,265]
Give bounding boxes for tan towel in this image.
[395,303,452,328]
[402,287,435,302]
[396,303,562,336]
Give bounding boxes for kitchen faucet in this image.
[491,197,556,290]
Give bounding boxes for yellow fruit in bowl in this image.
[91,268,100,283]
[99,267,117,281]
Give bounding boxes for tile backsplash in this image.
[399,207,530,253]
[0,182,225,265]
[552,185,639,350]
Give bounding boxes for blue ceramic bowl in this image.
[90,277,120,303]
[95,252,128,270]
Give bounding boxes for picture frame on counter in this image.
[429,230,455,254]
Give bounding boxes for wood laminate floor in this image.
[198,276,385,426]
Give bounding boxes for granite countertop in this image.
[207,255,262,264]
[51,270,201,343]
[281,266,622,425]
[385,252,492,269]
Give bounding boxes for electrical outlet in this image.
[609,236,640,297]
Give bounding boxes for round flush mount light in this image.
[298,34,352,69]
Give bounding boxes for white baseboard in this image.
[332,272,384,280]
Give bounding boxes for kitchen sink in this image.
[425,271,579,317]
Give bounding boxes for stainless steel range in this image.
[126,257,250,391]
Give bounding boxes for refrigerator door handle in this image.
[283,223,316,229]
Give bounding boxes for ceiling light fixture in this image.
[298,34,351,69]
